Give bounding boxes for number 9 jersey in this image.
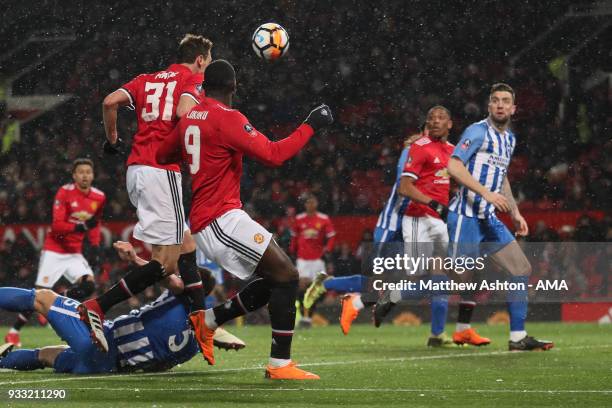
[119,64,203,171]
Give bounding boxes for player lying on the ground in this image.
[0,243,245,374]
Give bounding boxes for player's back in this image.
[120,64,203,172]
[107,290,199,372]
[177,97,246,233]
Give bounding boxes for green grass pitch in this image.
[0,323,610,407]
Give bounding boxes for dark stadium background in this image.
[0,0,609,319]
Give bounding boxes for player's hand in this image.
[513,213,529,237]
[304,104,334,131]
[483,191,510,213]
[113,241,138,263]
[103,138,125,155]
[75,218,98,233]
[427,200,448,222]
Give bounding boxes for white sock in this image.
[510,330,527,342]
[268,358,291,368]
[8,328,18,334]
[389,289,402,304]
[352,294,364,311]
[204,309,218,330]
[456,323,471,332]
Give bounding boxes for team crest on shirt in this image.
[460,139,471,150]
[43,277,49,284]
[91,202,98,211]
[254,233,264,244]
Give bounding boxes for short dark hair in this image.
[72,158,94,173]
[427,105,451,118]
[203,59,236,93]
[490,83,515,102]
[177,34,213,64]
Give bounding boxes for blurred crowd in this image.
[0,0,609,299]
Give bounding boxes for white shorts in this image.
[35,250,93,288]
[127,165,186,246]
[402,215,449,274]
[193,209,272,280]
[296,258,325,281]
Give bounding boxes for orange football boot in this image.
[340,294,360,335]
[265,361,320,380]
[189,310,216,365]
[452,327,491,346]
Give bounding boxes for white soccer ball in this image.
[251,23,290,61]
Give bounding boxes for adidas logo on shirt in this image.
[434,157,440,164]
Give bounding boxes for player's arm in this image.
[447,126,510,212]
[102,89,132,144]
[324,219,336,254]
[501,176,528,236]
[176,95,198,118]
[226,105,333,167]
[50,189,78,233]
[156,126,182,164]
[176,75,202,118]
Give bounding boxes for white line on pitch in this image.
[46,387,612,394]
[0,344,610,387]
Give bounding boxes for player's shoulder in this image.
[316,212,330,220]
[90,186,106,198]
[60,183,75,192]
[296,212,307,220]
[413,136,432,147]
[465,119,489,134]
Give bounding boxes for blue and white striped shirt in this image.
[106,290,198,371]
[374,146,411,242]
[449,119,516,219]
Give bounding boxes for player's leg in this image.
[0,344,67,371]
[5,251,63,346]
[80,166,185,322]
[487,223,553,351]
[190,210,318,379]
[177,229,207,313]
[295,259,316,327]
[62,253,96,302]
[427,217,452,345]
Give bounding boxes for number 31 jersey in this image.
[119,64,203,172]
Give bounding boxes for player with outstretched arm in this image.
[157,59,333,379]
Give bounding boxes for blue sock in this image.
[323,275,366,293]
[507,276,528,332]
[430,275,449,336]
[0,349,44,370]
[0,288,36,312]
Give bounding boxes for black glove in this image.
[428,200,448,222]
[75,218,99,233]
[103,138,125,155]
[304,104,333,131]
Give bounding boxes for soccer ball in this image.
[251,23,290,61]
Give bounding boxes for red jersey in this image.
[402,136,454,219]
[290,212,336,260]
[43,184,106,254]
[157,97,315,233]
[120,64,203,172]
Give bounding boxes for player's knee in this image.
[181,231,197,253]
[34,289,58,316]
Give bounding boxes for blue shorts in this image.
[447,211,514,258]
[47,295,117,374]
[373,227,403,243]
